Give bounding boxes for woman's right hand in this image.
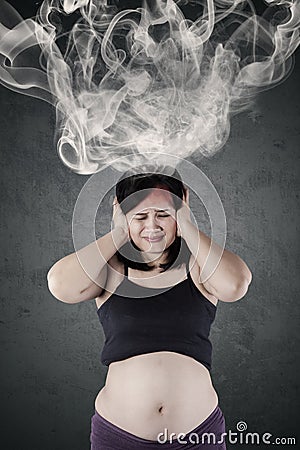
[112,196,130,242]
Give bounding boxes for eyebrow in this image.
[134,209,172,215]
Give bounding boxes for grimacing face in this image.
[125,188,178,260]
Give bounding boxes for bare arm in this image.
[47,227,128,303]
[177,189,252,302]
[181,220,252,302]
[47,197,129,303]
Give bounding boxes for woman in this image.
[47,168,252,449]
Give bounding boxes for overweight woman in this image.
[47,168,252,449]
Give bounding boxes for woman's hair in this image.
[115,167,190,272]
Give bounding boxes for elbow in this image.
[209,261,253,303]
[228,263,253,302]
[226,277,252,302]
[243,266,253,285]
[232,278,251,302]
[217,275,252,303]
[47,270,65,302]
[47,268,74,304]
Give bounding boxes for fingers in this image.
[182,185,189,204]
[185,188,189,204]
[112,197,119,215]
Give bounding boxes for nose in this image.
[144,214,162,231]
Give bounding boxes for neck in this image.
[141,250,169,269]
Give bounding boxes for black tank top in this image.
[97,260,217,371]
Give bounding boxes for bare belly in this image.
[94,351,219,441]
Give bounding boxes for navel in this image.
[158,404,165,415]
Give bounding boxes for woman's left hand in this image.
[176,186,192,237]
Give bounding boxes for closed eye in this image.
[134,214,170,220]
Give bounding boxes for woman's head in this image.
[116,169,186,214]
[115,167,189,272]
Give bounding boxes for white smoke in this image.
[0,0,299,174]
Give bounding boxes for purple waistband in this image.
[91,404,226,448]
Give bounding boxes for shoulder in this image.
[187,254,218,307]
[107,253,124,273]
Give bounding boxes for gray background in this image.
[0,2,299,449]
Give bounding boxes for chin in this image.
[130,235,175,252]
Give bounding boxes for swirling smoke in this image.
[0,0,299,173]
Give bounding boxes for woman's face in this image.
[125,188,177,260]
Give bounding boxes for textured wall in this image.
[207,52,300,449]
[0,4,299,450]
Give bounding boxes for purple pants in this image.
[90,404,227,449]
